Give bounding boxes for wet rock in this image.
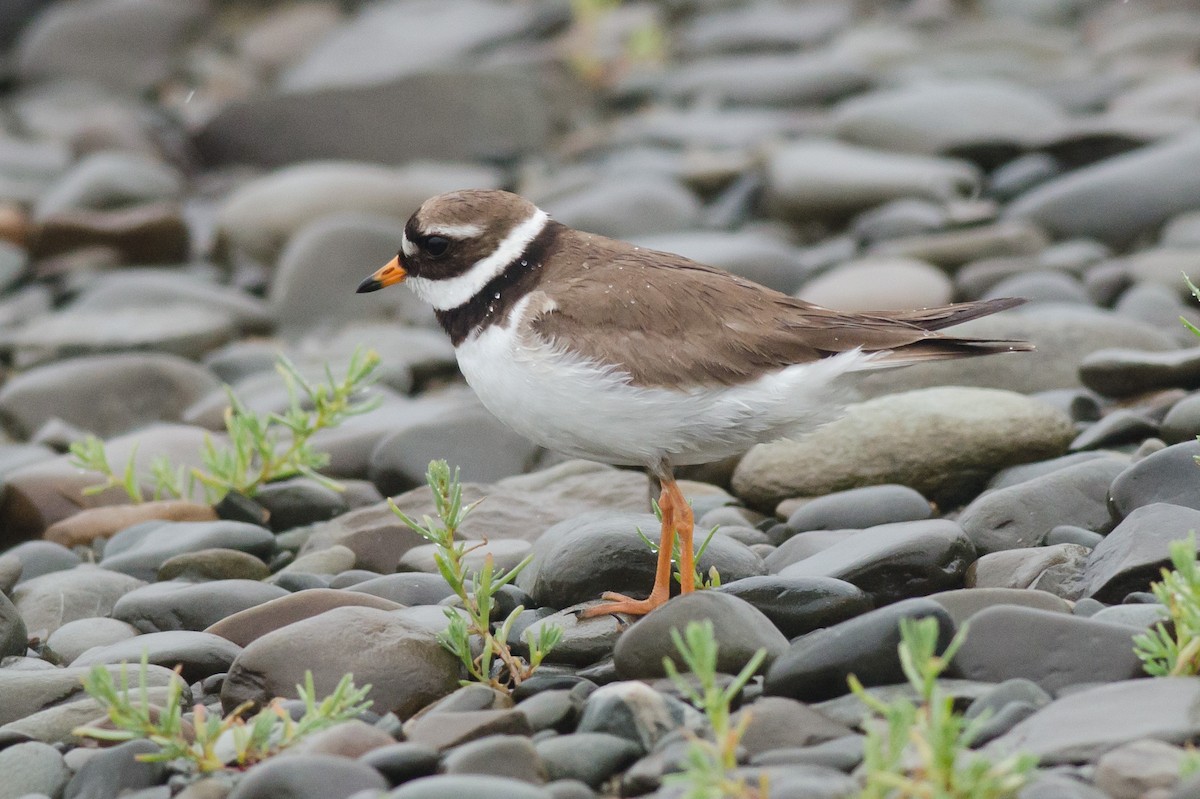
[0,740,70,799]
[715,575,872,638]
[927,587,1071,626]
[951,606,1143,693]
[112,580,288,633]
[535,733,642,789]
[63,739,166,799]
[957,457,1125,554]
[967,544,1090,599]
[613,592,787,679]
[221,606,458,719]
[517,607,622,668]
[71,630,242,682]
[1080,348,1200,398]
[576,681,702,751]
[442,734,547,784]
[157,548,271,582]
[45,617,140,664]
[735,697,854,756]
[765,598,954,702]
[226,754,387,799]
[12,565,144,635]
[1081,503,1200,602]
[99,520,275,582]
[733,387,1074,510]
[1109,440,1200,517]
[206,588,403,647]
[0,664,183,727]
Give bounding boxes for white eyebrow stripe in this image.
[406,208,548,311]
[424,222,485,238]
[401,231,417,258]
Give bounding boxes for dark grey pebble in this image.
[735,696,854,756]
[0,590,27,658]
[959,458,1124,554]
[100,520,275,582]
[255,477,350,532]
[1069,410,1159,451]
[951,606,1143,693]
[515,689,580,734]
[751,734,865,772]
[516,608,623,668]
[1045,525,1103,548]
[1030,388,1102,423]
[271,572,330,591]
[577,681,700,751]
[781,484,931,541]
[511,674,594,703]
[359,742,441,787]
[1080,348,1200,398]
[988,152,1062,201]
[927,587,1071,626]
[1020,773,1111,799]
[715,575,872,638]
[763,530,860,572]
[612,592,787,679]
[734,763,859,799]
[764,598,954,702]
[1162,392,1200,443]
[1090,602,1169,628]
[1110,439,1200,518]
[112,579,289,633]
[545,779,596,799]
[776,519,975,606]
[987,450,1117,491]
[534,733,642,788]
[5,540,80,583]
[1081,502,1200,602]
[403,709,533,752]
[227,754,388,799]
[64,740,165,799]
[70,630,242,683]
[443,734,546,784]
[348,573,458,606]
[0,740,70,799]
[386,774,553,799]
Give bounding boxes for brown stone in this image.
[0,203,29,247]
[402,710,534,751]
[27,202,189,263]
[205,588,403,647]
[44,500,216,547]
[277,720,396,759]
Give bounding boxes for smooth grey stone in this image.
[221,606,458,720]
[100,521,275,582]
[442,734,546,784]
[45,617,140,664]
[985,678,1200,765]
[676,1,850,55]
[518,512,764,610]
[12,565,145,636]
[1008,130,1200,248]
[1045,525,1104,548]
[70,271,271,336]
[613,592,787,679]
[751,763,859,799]
[157,549,271,582]
[732,387,1074,510]
[515,690,579,734]
[967,544,1090,599]
[348,573,456,606]
[784,485,931,535]
[63,740,165,799]
[1020,773,1111,799]
[1110,440,1200,516]
[928,587,1071,626]
[1095,739,1187,799]
[387,774,552,799]
[851,199,949,244]
[1161,392,1200,443]
[763,530,860,571]
[1114,281,1193,334]
[984,271,1090,306]
[228,754,387,799]
[517,607,622,668]
[1091,603,1169,628]
[964,678,1051,745]
[798,256,953,313]
[1081,348,1200,398]
[813,679,994,728]
[777,519,975,606]
[735,696,854,757]
[864,219,1047,269]
[764,598,955,702]
[577,681,701,751]
[1070,411,1159,451]
[0,664,183,728]
[112,580,289,633]
[1081,503,1200,601]
[4,541,80,584]
[0,740,69,799]
[831,80,1066,156]
[544,780,595,799]
[649,52,869,107]
[535,733,642,789]
[34,151,182,218]
[715,575,872,638]
[540,175,701,239]
[959,458,1125,554]
[0,591,27,658]
[0,353,219,439]
[70,630,242,683]
[750,734,865,771]
[853,309,1174,397]
[764,140,979,220]
[989,152,1063,202]
[357,742,440,787]
[17,0,206,90]
[631,231,807,294]
[248,478,349,533]
[1072,598,1106,618]
[987,450,1117,491]
[951,606,1143,693]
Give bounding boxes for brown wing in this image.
[529,230,1029,389]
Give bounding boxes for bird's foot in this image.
[579,591,668,619]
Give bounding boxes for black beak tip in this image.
[356,276,383,294]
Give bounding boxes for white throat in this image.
[407,209,549,311]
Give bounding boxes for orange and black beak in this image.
[356,255,407,293]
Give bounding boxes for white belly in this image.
[453,312,874,469]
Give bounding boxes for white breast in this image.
[453,295,876,469]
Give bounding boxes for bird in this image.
[357,189,1032,618]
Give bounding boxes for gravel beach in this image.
[2,1,1200,797]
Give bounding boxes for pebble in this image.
[714,575,872,639]
[764,598,954,702]
[1080,348,1200,398]
[631,231,807,294]
[1109,440,1200,517]
[70,630,243,683]
[12,565,145,636]
[928,587,1071,625]
[0,590,27,658]
[403,708,532,752]
[100,521,276,582]
[62,739,166,799]
[157,548,271,582]
[785,485,932,534]
[1080,503,1200,602]
[44,501,218,549]
[205,588,404,648]
[45,617,140,664]
[358,742,441,787]
[0,740,69,799]
[535,733,642,789]
[735,696,854,756]
[387,775,553,799]
[226,754,388,799]
[112,580,288,633]
[1094,739,1186,799]
[732,387,1074,509]
[968,544,1091,599]
[516,607,623,668]
[442,734,547,783]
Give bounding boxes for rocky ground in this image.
[1,0,1200,797]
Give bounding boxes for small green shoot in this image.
[637,500,723,589]
[390,460,560,689]
[74,654,371,773]
[1134,533,1200,677]
[850,618,1036,799]
[68,350,381,504]
[662,620,767,799]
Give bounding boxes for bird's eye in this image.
[424,236,450,258]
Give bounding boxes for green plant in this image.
[74,655,371,773]
[1134,533,1200,676]
[636,502,723,589]
[390,460,560,689]
[661,620,767,799]
[850,618,1036,799]
[69,350,381,504]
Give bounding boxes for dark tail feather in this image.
[885,297,1028,332]
[866,336,1035,368]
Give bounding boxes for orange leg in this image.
[581,475,696,618]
